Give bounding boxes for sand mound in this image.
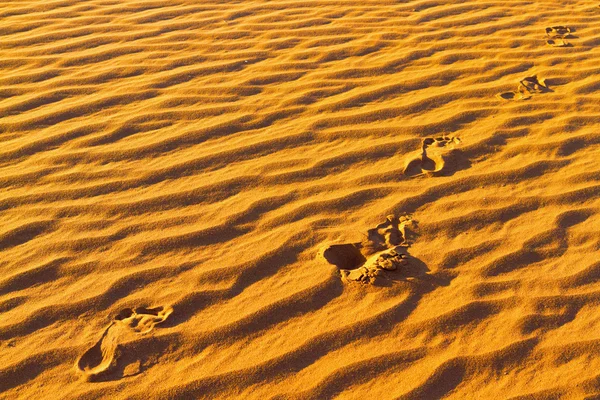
[1,0,600,398]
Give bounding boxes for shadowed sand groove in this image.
[1,0,600,399]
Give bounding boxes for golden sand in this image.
[1,0,600,398]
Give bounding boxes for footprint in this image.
[403,136,461,176]
[498,75,549,101]
[546,26,572,36]
[76,306,172,380]
[340,247,410,285]
[76,322,123,381]
[520,76,549,94]
[546,37,569,47]
[365,214,414,252]
[497,89,530,100]
[498,82,531,101]
[545,26,573,47]
[320,215,415,285]
[115,306,172,334]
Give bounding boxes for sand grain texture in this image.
[1,0,600,399]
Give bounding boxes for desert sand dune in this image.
[1,0,600,398]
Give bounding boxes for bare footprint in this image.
[520,76,549,94]
[498,82,531,101]
[403,136,461,176]
[498,75,549,101]
[364,214,413,253]
[340,247,409,284]
[498,88,530,100]
[546,38,569,47]
[76,322,124,381]
[115,306,172,334]
[320,215,415,285]
[546,26,572,37]
[545,26,573,47]
[76,306,172,380]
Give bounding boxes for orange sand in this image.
[1,0,600,399]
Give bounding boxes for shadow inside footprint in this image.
[76,305,173,381]
[322,243,366,270]
[420,154,437,172]
[498,91,520,100]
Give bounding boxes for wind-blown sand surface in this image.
[1,0,600,398]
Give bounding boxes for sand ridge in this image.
[1,0,600,398]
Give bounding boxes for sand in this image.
[1,0,600,398]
